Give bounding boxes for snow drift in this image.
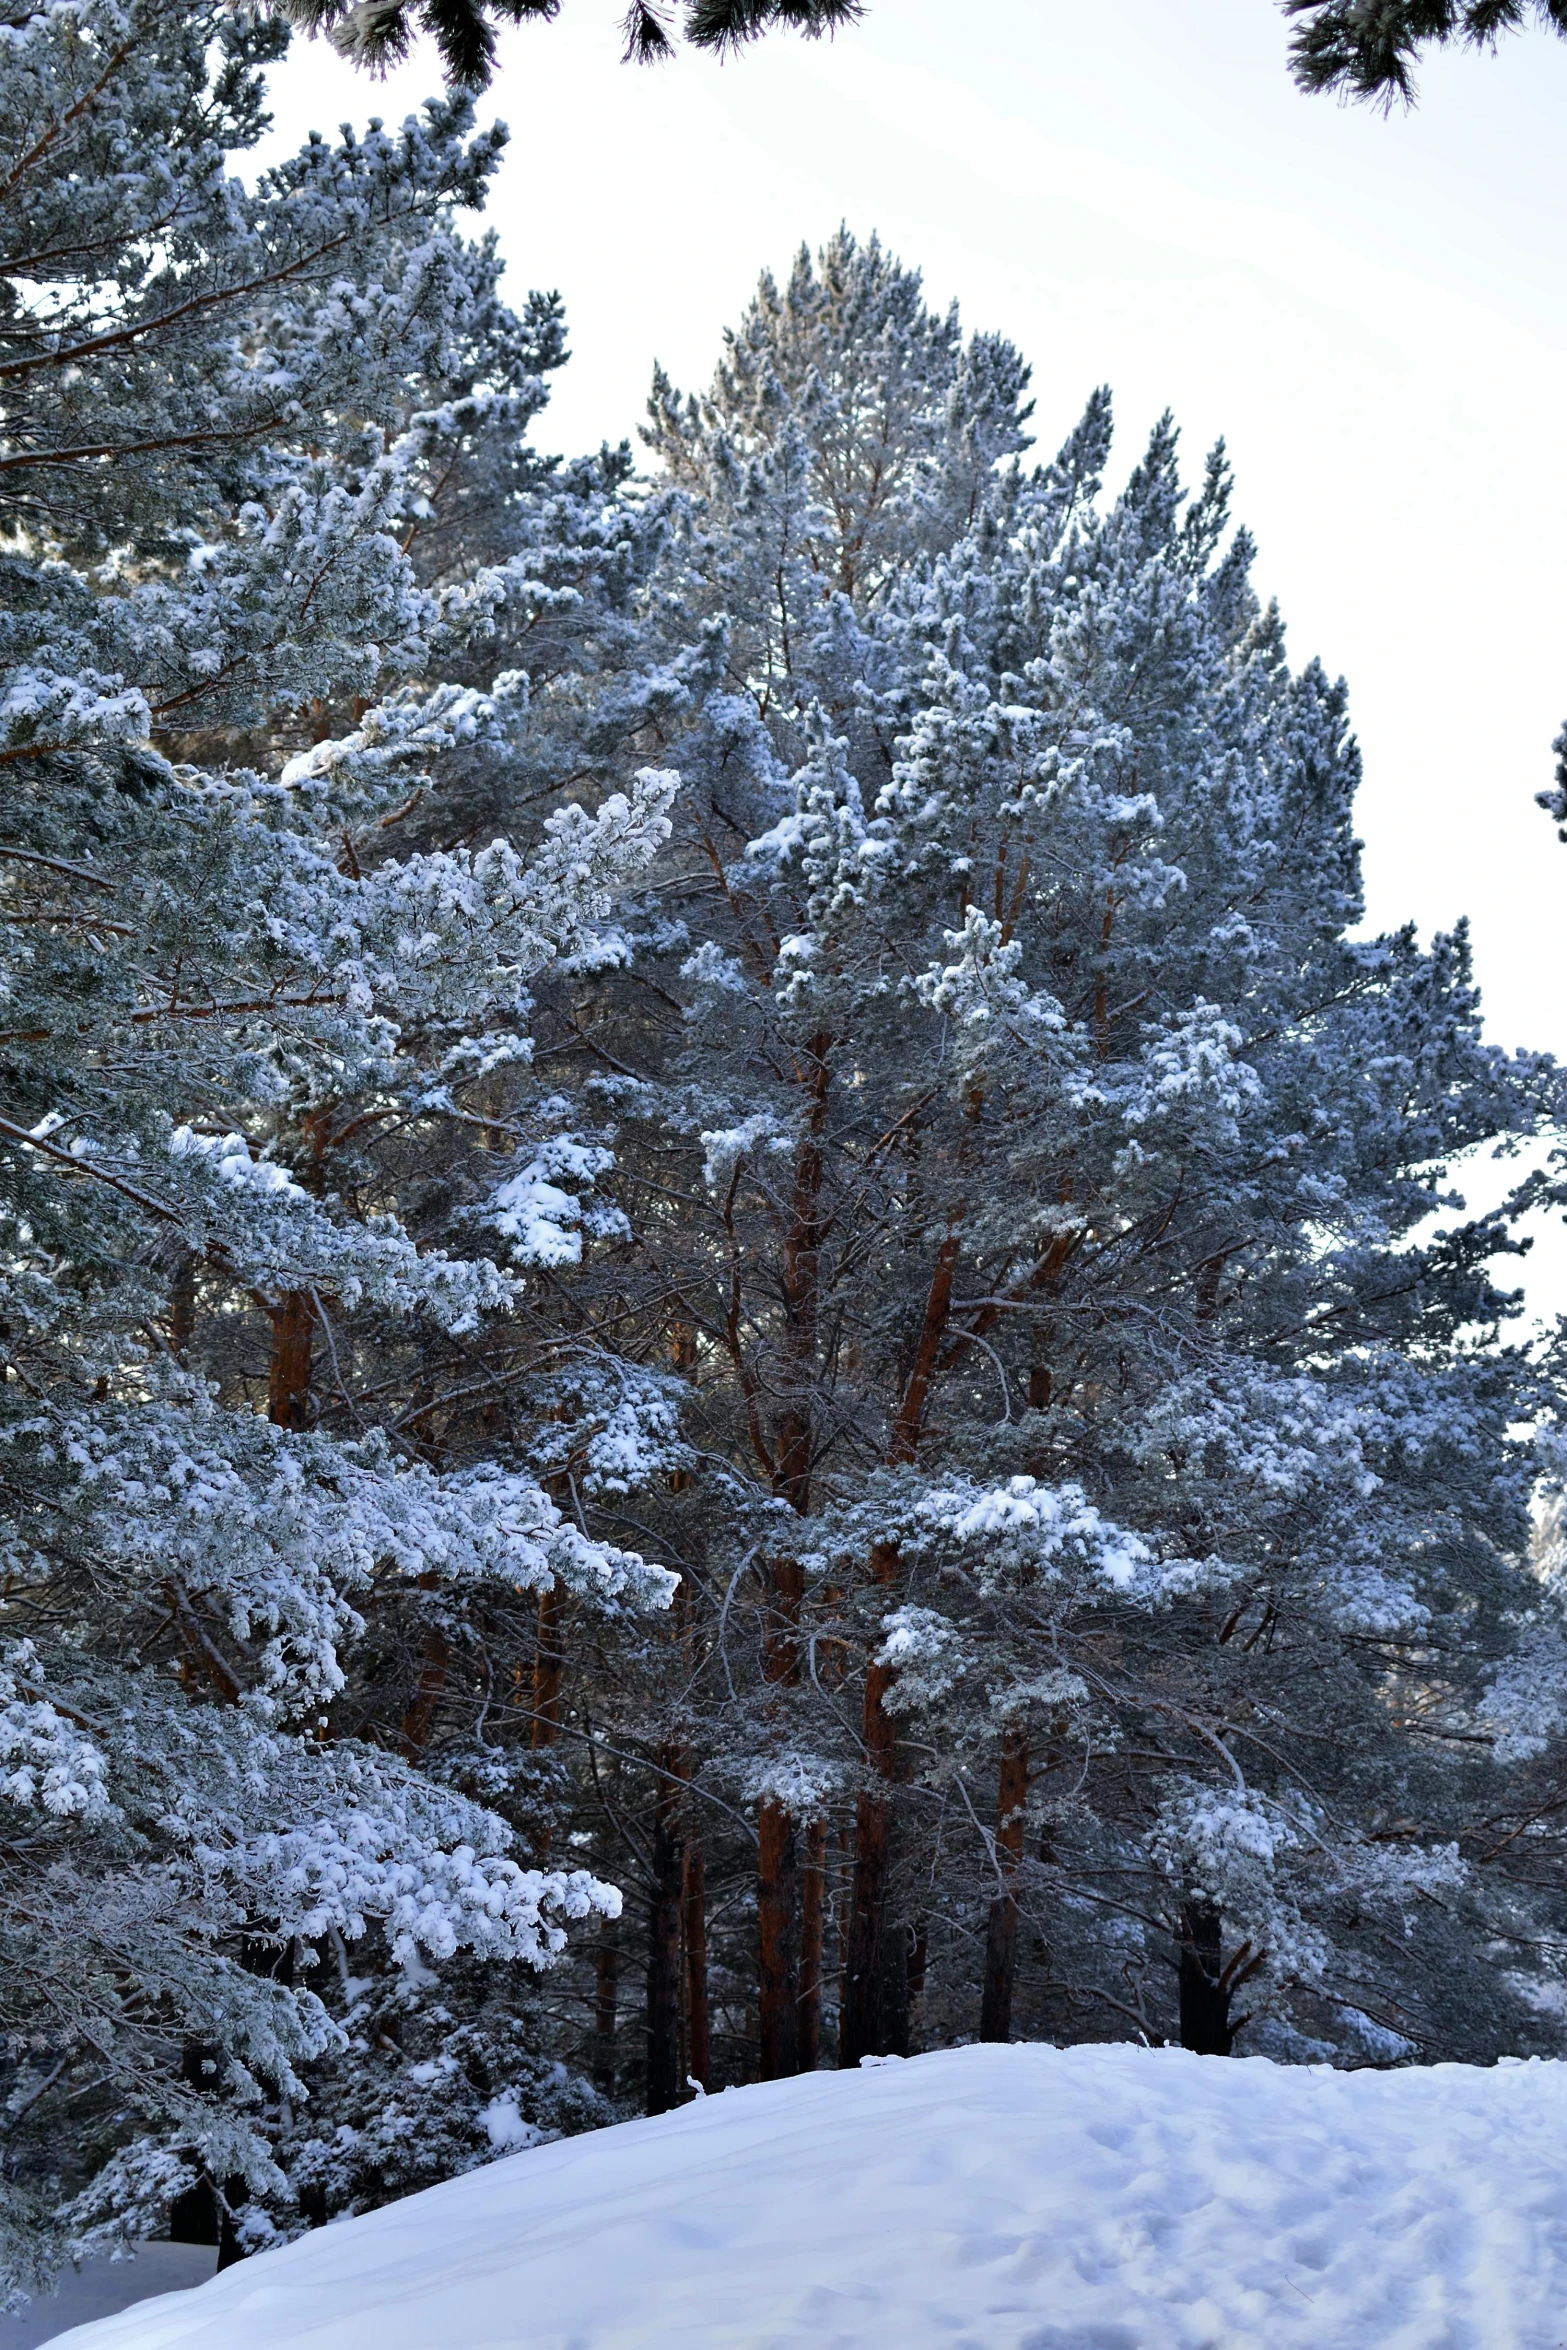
[50,2043,1567,2350]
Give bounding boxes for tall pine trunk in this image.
[756,1551,807,2079]
[265,1290,314,1429]
[757,1796,800,2079]
[841,1536,909,2065]
[979,1723,1030,2041]
[842,1233,961,2066]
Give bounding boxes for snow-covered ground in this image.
[48,2043,1567,2350]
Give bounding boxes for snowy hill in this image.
[50,2043,1567,2350]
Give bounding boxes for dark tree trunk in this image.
[979,1723,1030,2042]
[683,1836,711,2093]
[757,1795,800,2079]
[753,1541,807,2080]
[170,2043,247,2264]
[593,1917,619,2097]
[168,1249,197,1362]
[170,2176,246,2265]
[841,1784,910,2062]
[645,1749,685,2114]
[797,1816,826,2071]
[841,1537,910,2066]
[875,1891,912,2060]
[841,1792,890,2063]
[840,1221,960,2067]
[1178,1899,1238,2055]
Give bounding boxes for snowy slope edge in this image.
[46,2042,1567,2350]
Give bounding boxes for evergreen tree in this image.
[9,8,1567,2274]
[0,0,678,2290]
[554,229,1563,2082]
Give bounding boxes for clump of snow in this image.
[48,2041,1567,2349]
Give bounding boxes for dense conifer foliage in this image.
[272,0,1567,107]
[0,0,678,2289]
[5,14,1567,2302]
[1284,0,1567,102]
[288,0,861,92]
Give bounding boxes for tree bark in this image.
[265,1289,314,1429]
[399,1608,449,1761]
[168,1248,197,1362]
[529,1581,564,1749]
[683,1836,711,2093]
[1178,1899,1238,2055]
[797,1816,826,2071]
[757,1795,800,2079]
[645,1747,685,2114]
[979,1722,1030,2042]
[841,1536,910,2067]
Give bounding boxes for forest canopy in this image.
[4,0,1567,2302]
[274,0,1567,101]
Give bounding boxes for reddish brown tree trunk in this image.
[400,1624,449,1760]
[683,1836,711,2093]
[265,1290,314,1429]
[979,1723,1030,2042]
[529,1582,564,1749]
[757,1795,800,2079]
[646,1746,685,2114]
[797,1816,826,2071]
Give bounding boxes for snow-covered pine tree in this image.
[559,229,1563,2077]
[0,0,681,2288]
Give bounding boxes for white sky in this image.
[261,0,1567,1320]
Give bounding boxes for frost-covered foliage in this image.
[0,1,678,2293]
[9,42,1567,2288]
[539,226,1565,2088]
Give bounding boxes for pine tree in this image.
[0,0,679,2290]
[557,229,1562,2079]
[11,38,1567,2276]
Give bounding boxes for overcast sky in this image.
[262,0,1567,1316]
